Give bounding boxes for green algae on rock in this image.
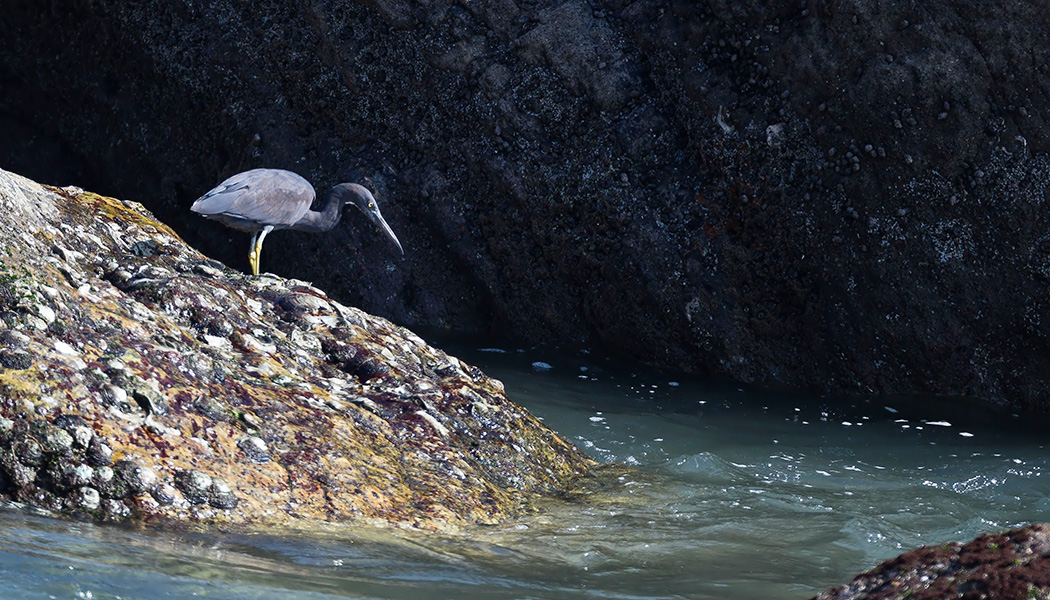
[0,168,593,529]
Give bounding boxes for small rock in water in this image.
[531,361,552,372]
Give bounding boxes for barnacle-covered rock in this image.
[75,486,101,511]
[173,469,212,506]
[236,435,270,464]
[814,524,1050,600]
[0,349,33,370]
[0,168,593,529]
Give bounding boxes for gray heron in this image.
[191,168,404,275]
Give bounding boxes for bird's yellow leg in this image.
[249,227,272,276]
[247,232,260,275]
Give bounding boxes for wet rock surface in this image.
[815,523,1050,600]
[2,3,1050,413]
[0,169,593,528]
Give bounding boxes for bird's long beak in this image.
[369,209,404,255]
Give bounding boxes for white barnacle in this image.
[416,410,450,437]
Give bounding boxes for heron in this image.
[191,168,404,275]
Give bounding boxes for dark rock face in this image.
[815,523,1050,600]
[2,2,1050,412]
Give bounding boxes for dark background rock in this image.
[3,1,1050,413]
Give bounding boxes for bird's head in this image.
[337,183,405,255]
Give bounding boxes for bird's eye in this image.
[369,202,375,209]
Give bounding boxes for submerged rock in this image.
[814,523,1050,600]
[0,168,593,529]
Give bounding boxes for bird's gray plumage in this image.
[191,168,403,275]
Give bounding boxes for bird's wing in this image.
[191,168,315,228]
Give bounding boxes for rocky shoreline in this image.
[2,0,1049,591]
[0,168,593,529]
[0,166,1046,595]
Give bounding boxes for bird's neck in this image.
[290,186,350,232]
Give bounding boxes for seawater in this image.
[1,344,1046,600]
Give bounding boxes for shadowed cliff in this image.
[3,1,1050,414]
